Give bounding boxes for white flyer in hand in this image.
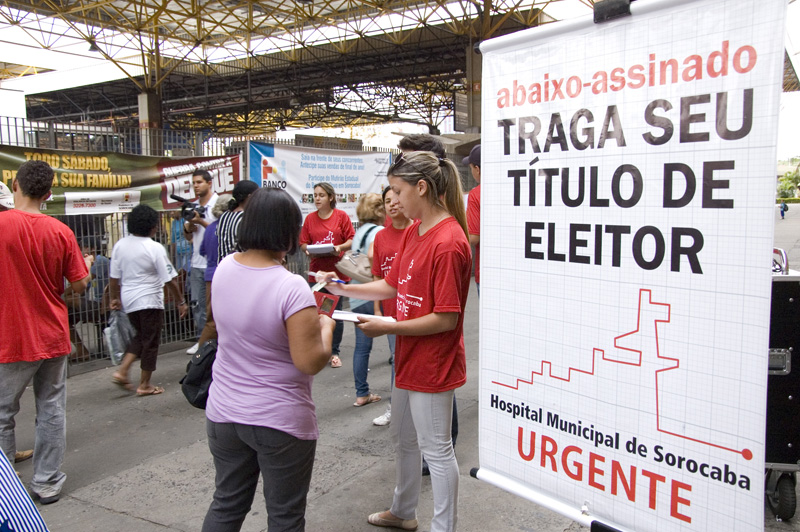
[332,311,396,323]
[307,243,335,255]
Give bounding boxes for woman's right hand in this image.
[315,271,345,295]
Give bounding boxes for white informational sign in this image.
[248,142,392,221]
[64,190,141,214]
[477,0,785,531]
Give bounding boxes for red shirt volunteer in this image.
[0,210,89,363]
[385,217,471,393]
[300,209,355,281]
[467,184,481,285]
[371,223,409,319]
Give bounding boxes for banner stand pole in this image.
[470,468,628,532]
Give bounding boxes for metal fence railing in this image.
[1,115,475,370]
[53,210,314,369]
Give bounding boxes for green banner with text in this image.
[0,144,240,215]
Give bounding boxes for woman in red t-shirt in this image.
[369,187,413,426]
[318,151,471,532]
[300,182,354,368]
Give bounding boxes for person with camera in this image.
[182,170,218,355]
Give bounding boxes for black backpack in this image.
[180,340,217,409]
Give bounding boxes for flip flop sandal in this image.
[354,393,382,407]
[136,386,165,396]
[112,375,132,391]
[330,355,342,368]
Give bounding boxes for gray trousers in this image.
[0,355,68,499]
[390,387,458,532]
[202,420,317,532]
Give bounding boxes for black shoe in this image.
[422,463,430,476]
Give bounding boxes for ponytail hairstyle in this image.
[388,151,468,238]
[228,180,259,210]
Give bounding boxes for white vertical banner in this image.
[477,0,786,531]
[248,141,392,221]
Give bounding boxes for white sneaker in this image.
[186,343,199,355]
[373,405,391,426]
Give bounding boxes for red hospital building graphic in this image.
[492,289,753,460]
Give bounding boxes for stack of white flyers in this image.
[332,311,396,323]
[306,243,335,255]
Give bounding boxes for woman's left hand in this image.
[318,314,336,332]
[356,316,391,338]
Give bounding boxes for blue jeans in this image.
[0,356,68,499]
[190,267,207,338]
[352,302,375,397]
[203,420,316,532]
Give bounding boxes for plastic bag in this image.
[103,310,135,365]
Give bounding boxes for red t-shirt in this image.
[371,223,410,319]
[467,184,481,284]
[385,217,471,393]
[300,209,355,281]
[0,210,89,363]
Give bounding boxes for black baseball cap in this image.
[462,144,480,167]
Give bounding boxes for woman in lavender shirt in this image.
[202,188,335,532]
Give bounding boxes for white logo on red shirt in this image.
[397,259,414,285]
[396,259,423,317]
[314,230,335,245]
[380,254,396,277]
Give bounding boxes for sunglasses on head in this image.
[389,152,446,179]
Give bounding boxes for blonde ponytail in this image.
[439,159,468,238]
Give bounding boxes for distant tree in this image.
[778,167,800,198]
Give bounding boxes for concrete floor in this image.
[6,204,799,531]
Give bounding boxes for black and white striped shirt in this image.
[216,210,244,260]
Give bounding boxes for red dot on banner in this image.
[742,448,753,460]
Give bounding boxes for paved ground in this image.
[7,204,799,531]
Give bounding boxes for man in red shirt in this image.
[464,144,481,293]
[0,161,90,504]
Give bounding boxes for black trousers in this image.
[202,420,317,532]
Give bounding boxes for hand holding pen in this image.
[309,271,347,295]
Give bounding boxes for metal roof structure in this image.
[2,0,592,133]
[1,0,796,134]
